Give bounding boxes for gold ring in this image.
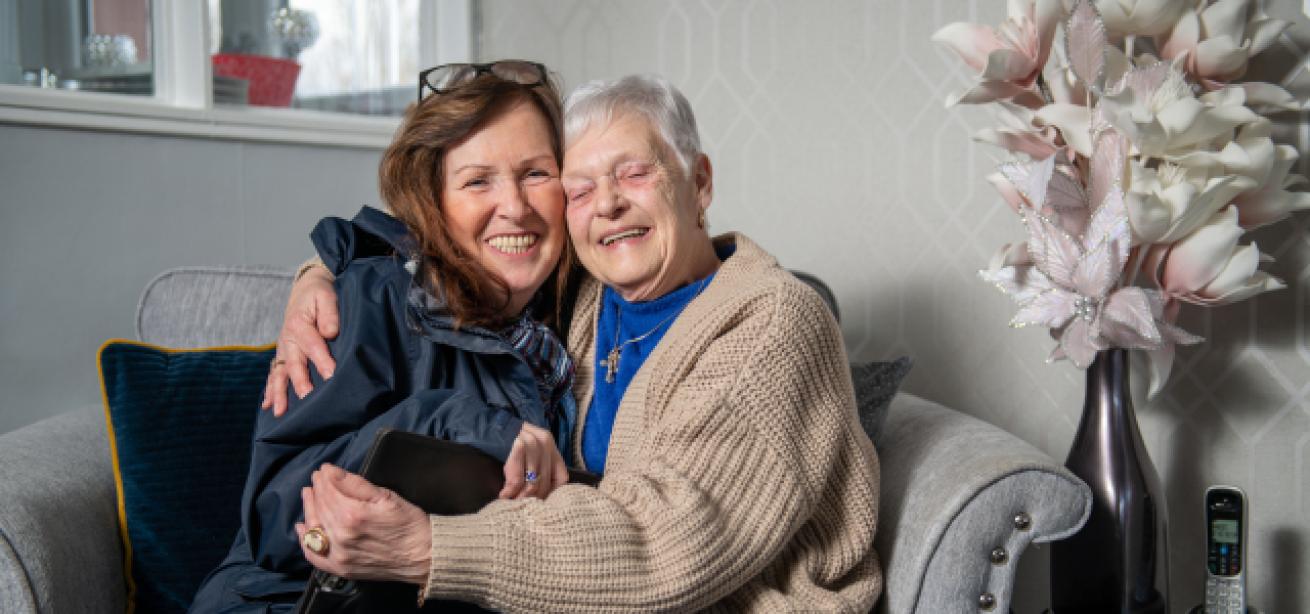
[302,526,329,556]
[271,358,287,368]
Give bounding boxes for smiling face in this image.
[562,112,717,301]
[440,99,566,317]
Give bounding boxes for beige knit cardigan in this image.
[422,233,882,612]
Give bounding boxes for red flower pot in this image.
[212,53,301,107]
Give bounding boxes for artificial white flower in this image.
[1146,205,1285,305]
[975,101,1067,159]
[939,0,1303,392]
[1094,0,1188,36]
[1160,0,1291,87]
[933,0,1064,106]
[1125,160,1256,245]
[1096,62,1258,158]
[1169,118,1310,229]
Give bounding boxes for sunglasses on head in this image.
[417,60,548,103]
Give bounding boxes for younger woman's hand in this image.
[499,423,569,500]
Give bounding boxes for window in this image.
[0,0,474,146]
[284,0,419,116]
[208,0,420,116]
[1,0,154,96]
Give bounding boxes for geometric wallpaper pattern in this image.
[477,1,1310,611]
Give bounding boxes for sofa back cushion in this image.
[137,267,293,348]
[100,339,274,613]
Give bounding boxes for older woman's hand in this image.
[500,422,569,500]
[263,265,340,417]
[296,463,431,585]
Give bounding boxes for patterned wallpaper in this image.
[475,1,1310,611]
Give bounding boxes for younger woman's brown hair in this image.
[379,72,573,330]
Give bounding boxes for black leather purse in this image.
[293,429,599,614]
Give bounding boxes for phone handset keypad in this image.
[1204,576,1245,613]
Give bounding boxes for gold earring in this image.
[697,210,707,228]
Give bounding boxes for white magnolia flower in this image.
[1125,160,1256,245]
[975,101,1067,159]
[1146,205,1285,305]
[1169,118,1310,229]
[1096,62,1257,158]
[1160,0,1291,87]
[1094,0,1188,36]
[933,0,1064,106]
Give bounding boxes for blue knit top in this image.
[582,244,733,474]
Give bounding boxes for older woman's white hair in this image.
[564,74,703,173]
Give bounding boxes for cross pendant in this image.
[600,346,621,383]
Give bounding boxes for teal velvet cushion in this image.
[851,356,913,447]
[99,339,274,614]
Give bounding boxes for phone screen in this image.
[1211,519,1239,544]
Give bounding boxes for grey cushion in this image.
[137,266,294,348]
[851,357,912,447]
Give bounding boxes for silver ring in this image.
[525,470,539,484]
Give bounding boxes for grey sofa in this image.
[0,266,1092,614]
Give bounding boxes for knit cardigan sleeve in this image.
[420,259,879,612]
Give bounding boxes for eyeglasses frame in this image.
[416,60,549,103]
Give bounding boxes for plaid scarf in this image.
[500,313,575,434]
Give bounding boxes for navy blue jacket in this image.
[191,207,553,612]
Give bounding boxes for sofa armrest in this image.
[875,393,1091,614]
[0,407,125,614]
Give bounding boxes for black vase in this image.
[1050,348,1169,613]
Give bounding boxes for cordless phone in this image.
[1204,485,1247,614]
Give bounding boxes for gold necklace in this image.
[599,277,711,384]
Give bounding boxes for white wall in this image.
[0,124,380,434]
[474,0,1310,611]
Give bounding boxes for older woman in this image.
[273,75,882,612]
[191,61,579,612]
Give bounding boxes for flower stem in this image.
[1036,73,1054,105]
[1123,245,1145,289]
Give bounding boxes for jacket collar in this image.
[345,207,519,355]
[350,205,416,256]
[405,280,520,356]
